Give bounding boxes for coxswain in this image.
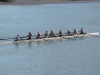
[49,30,54,37]
[27,32,33,40]
[44,30,49,38]
[73,28,77,35]
[14,35,21,41]
[79,28,84,34]
[36,31,41,39]
[59,30,63,36]
[67,29,71,36]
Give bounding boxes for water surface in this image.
[0,3,100,75]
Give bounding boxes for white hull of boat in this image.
[0,32,99,45]
[43,37,62,41]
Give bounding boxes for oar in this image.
[0,38,8,40]
[54,33,67,36]
[0,36,28,40]
[0,38,14,40]
[20,36,28,38]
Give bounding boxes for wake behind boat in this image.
[0,32,99,45]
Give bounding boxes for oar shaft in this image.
[20,36,28,38]
[0,38,14,40]
[0,39,8,40]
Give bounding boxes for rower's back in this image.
[14,35,21,41]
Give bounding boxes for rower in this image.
[14,35,21,41]
[67,29,71,36]
[59,30,63,36]
[49,30,54,37]
[79,28,84,34]
[44,30,49,38]
[27,32,33,40]
[73,28,77,35]
[36,31,41,39]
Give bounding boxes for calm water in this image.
[0,3,100,75]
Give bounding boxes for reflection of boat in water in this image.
[0,32,99,45]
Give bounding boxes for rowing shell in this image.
[61,32,99,39]
[0,32,99,45]
[43,37,62,41]
[0,37,62,45]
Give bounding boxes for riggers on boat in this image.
[0,32,99,45]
